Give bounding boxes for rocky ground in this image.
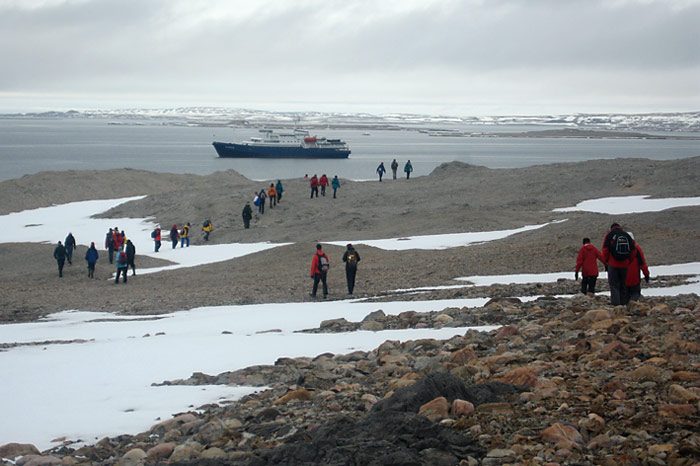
[1,157,699,464]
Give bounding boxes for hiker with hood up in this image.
[342,243,361,295]
[85,242,99,278]
[575,237,605,296]
[376,162,386,182]
[310,244,330,298]
[404,160,413,179]
[331,175,340,199]
[275,180,284,202]
[64,232,76,264]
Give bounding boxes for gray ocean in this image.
[1,117,699,183]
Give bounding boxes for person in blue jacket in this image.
[376,162,386,182]
[85,242,99,278]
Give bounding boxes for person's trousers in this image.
[57,259,65,277]
[181,237,189,247]
[87,263,95,278]
[608,266,628,305]
[171,239,178,249]
[346,267,357,294]
[243,218,250,229]
[115,267,128,283]
[312,273,328,297]
[129,260,136,276]
[581,276,597,294]
[108,247,114,264]
[155,240,161,252]
[628,284,642,302]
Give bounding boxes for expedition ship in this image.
[213,129,351,159]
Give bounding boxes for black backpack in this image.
[607,229,635,261]
[346,251,358,268]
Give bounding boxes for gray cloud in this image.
[1,0,698,114]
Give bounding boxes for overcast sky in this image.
[1,0,698,116]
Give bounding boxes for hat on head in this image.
[91,242,95,246]
[610,222,620,229]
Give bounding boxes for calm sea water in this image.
[1,117,698,182]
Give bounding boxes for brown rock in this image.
[146,443,175,461]
[658,403,697,417]
[629,364,665,382]
[418,396,449,422]
[272,389,312,405]
[541,423,584,449]
[477,402,514,415]
[669,384,699,403]
[150,413,198,433]
[497,366,540,388]
[452,399,475,416]
[449,346,477,364]
[0,443,40,460]
[122,448,147,460]
[495,325,520,339]
[671,371,700,382]
[587,433,611,450]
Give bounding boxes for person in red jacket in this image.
[309,174,319,199]
[625,232,650,302]
[319,174,329,196]
[310,244,329,298]
[575,237,605,296]
[602,222,633,305]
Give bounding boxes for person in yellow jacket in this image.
[202,220,213,241]
[180,222,191,247]
[268,183,277,208]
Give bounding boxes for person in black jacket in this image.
[342,244,361,295]
[125,239,136,276]
[242,202,253,229]
[53,241,67,277]
[64,232,76,264]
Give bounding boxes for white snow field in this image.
[0,194,698,450]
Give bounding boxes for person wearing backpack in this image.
[85,242,99,278]
[180,223,191,248]
[602,223,634,305]
[64,232,76,265]
[242,202,253,229]
[342,243,361,295]
[625,232,650,303]
[319,174,329,196]
[310,244,329,298]
[115,247,129,284]
[376,162,386,182]
[575,237,605,296]
[310,175,319,198]
[391,159,399,179]
[275,180,284,202]
[331,175,340,199]
[170,224,179,249]
[152,226,162,252]
[202,220,213,241]
[404,160,413,179]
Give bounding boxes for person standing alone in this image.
[404,160,413,179]
[575,237,604,296]
[310,244,329,298]
[342,243,361,295]
[242,202,253,229]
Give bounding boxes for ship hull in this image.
[213,142,350,159]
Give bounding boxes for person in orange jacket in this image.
[310,244,329,298]
[319,174,329,196]
[575,237,605,296]
[310,175,319,198]
[268,183,277,208]
[625,232,650,302]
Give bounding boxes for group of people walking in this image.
[242,180,285,228]
[308,174,341,199]
[52,227,136,283]
[377,159,413,181]
[309,243,361,298]
[575,223,650,305]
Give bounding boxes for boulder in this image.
[273,389,312,405]
[418,397,450,421]
[0,443,40,460]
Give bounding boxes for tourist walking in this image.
[376,162,386,182]
[170,224,179,249]
[180,223,191,247]
[85,242,99,278]
[115,247,129,284]
[275,180,284,202]
[625,232,650,302]
[310,244,329,298]
[125,239,136,276]
[575,237,605,296]
[202,220,213,241]
[105,228,115,264]
[342,243,361,295]
[268,184,277,207]
[310,174,319,198]
[259,189,267,214]
[112,227,124,251]
[602,223,634,305]
[53,241,67,278]
[404,160,413,179]
[320,174,329,196]
[391,159,399,179]
[331,175,340,198]
[64,232,76,264]
[152,226,162,252]
[242,202,253,229]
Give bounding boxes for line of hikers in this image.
[575,222,650,305]
[243,180,285,229]
[307,174,341,199]
[377,159,413,182]
[149,220,213,253]
[309,243,361,298]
